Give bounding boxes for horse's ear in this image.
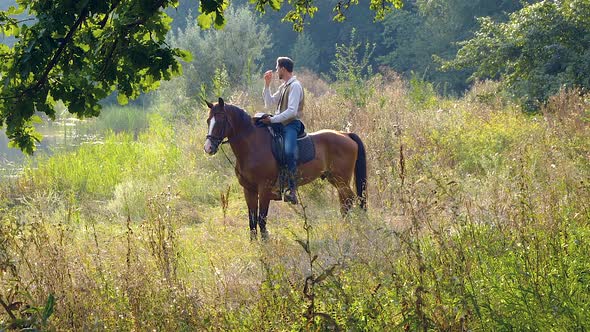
[218,97,224,108]
[200,96,213,109]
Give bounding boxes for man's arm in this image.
[263,86,280,110]
[262,69,280,110]
[271,82,302,124]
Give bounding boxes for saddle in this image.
[254,113,316,199]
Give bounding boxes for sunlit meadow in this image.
[1,73,589,331]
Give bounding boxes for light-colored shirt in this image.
[263,76,303,124]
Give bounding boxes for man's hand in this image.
[261,116,272,125]
[264,70,273,87]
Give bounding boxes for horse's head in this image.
[203,97,230,155]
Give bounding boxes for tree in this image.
[0,0,402,153]
[379,0,524,94]
[442,0,590,110]
[0,0,190,153]
[167,4,271,98]
[290,33,319,72]
[331,28,375,108]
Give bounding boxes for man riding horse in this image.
[203,58,366,240]
[260,57,304,205]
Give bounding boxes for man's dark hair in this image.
[277,57,294,72]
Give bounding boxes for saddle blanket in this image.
[294,134,315,165]
[268,130,316,166]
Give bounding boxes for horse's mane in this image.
[225,104,254,129]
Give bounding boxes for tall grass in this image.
[1,74,589,330]
[80,104,152,136]
[19,114,179,198]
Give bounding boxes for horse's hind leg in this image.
[328,176,356,216]
[243,187,259,240]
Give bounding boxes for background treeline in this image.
[3,0,588,112]
[165,0,527,95]
[162,0,590,111]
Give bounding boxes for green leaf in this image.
[30,115,42,124]
[42,294,55,322]
[197,13,213,29]
[177,49,192,62]
[117,93,129,105]
[7,5,24,15]
[214,11,226,29]
[79,44,90,52]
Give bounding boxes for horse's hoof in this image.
[260,229,269,241]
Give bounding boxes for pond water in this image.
[0,118,102,178]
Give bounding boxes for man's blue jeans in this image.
[283,120,303,189]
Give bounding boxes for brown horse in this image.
[203,98,367,239]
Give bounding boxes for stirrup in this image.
[270,191,282,201]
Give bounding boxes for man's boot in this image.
[284,186,298,205]
[284,174,298,205]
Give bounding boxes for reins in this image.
[220,143,236,169]
[209,108,256,172]
[219,125,256,171]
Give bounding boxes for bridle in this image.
[205,106,258,172]
[206,111,231,151]
[206,108,257,150]
[205,110,239,170]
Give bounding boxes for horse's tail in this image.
[347,133,367,211]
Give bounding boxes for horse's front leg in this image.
[258,189,273,240]
[243,187,259,240]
